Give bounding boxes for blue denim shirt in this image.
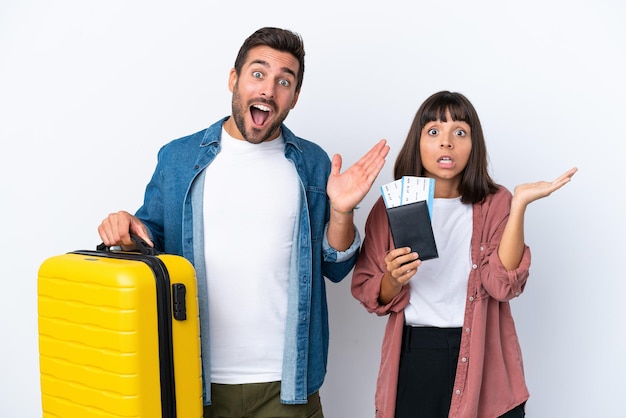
[135,117,360,405]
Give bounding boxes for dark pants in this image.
[203,381,324,418]
[395,326,525,418]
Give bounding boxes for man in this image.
[98,26,389,418]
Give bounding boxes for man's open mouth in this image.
[251,104,271,126]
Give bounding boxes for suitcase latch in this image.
[172,283,187,321]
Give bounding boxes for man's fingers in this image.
[130,219,154,247]
[98,211,141,247]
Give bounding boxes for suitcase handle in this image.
[96,234,157,256]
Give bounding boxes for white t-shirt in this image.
[202,129,300,383]
[404,197,473,328]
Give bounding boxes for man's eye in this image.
[252,71,262,79]
[428,128,438,135]
[278,79,290,87]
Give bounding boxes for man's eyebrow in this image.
[249,59,297,79]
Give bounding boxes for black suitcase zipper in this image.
[72,250,178,418]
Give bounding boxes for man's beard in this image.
[231,86,289,144]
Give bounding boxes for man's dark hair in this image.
[234,27,306,92]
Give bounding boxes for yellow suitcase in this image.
[37,238,203,418]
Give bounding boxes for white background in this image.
[1,1,625,417]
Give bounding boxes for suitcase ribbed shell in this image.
[38,251,203,418]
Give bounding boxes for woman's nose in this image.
[440,136,453,148]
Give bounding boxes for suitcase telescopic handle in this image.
[96,233,157,256]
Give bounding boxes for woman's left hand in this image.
[513,166,578,207]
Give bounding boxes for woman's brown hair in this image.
[393,91,498,204]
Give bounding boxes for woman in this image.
[351,91,577,418]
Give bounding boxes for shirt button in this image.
[480,246,484,251]
[468,296,474,302]
[456,389,461,395]
[461,357,467,363]
[472,264,478,269]
[465,327,471,333]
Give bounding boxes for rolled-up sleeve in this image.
[352,198,411,315]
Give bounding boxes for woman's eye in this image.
[278,79,290,87]
[455,129,467,137]
[428,128,438,135]
[252,71,262,79]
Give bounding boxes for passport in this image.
[385,199,438,261]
